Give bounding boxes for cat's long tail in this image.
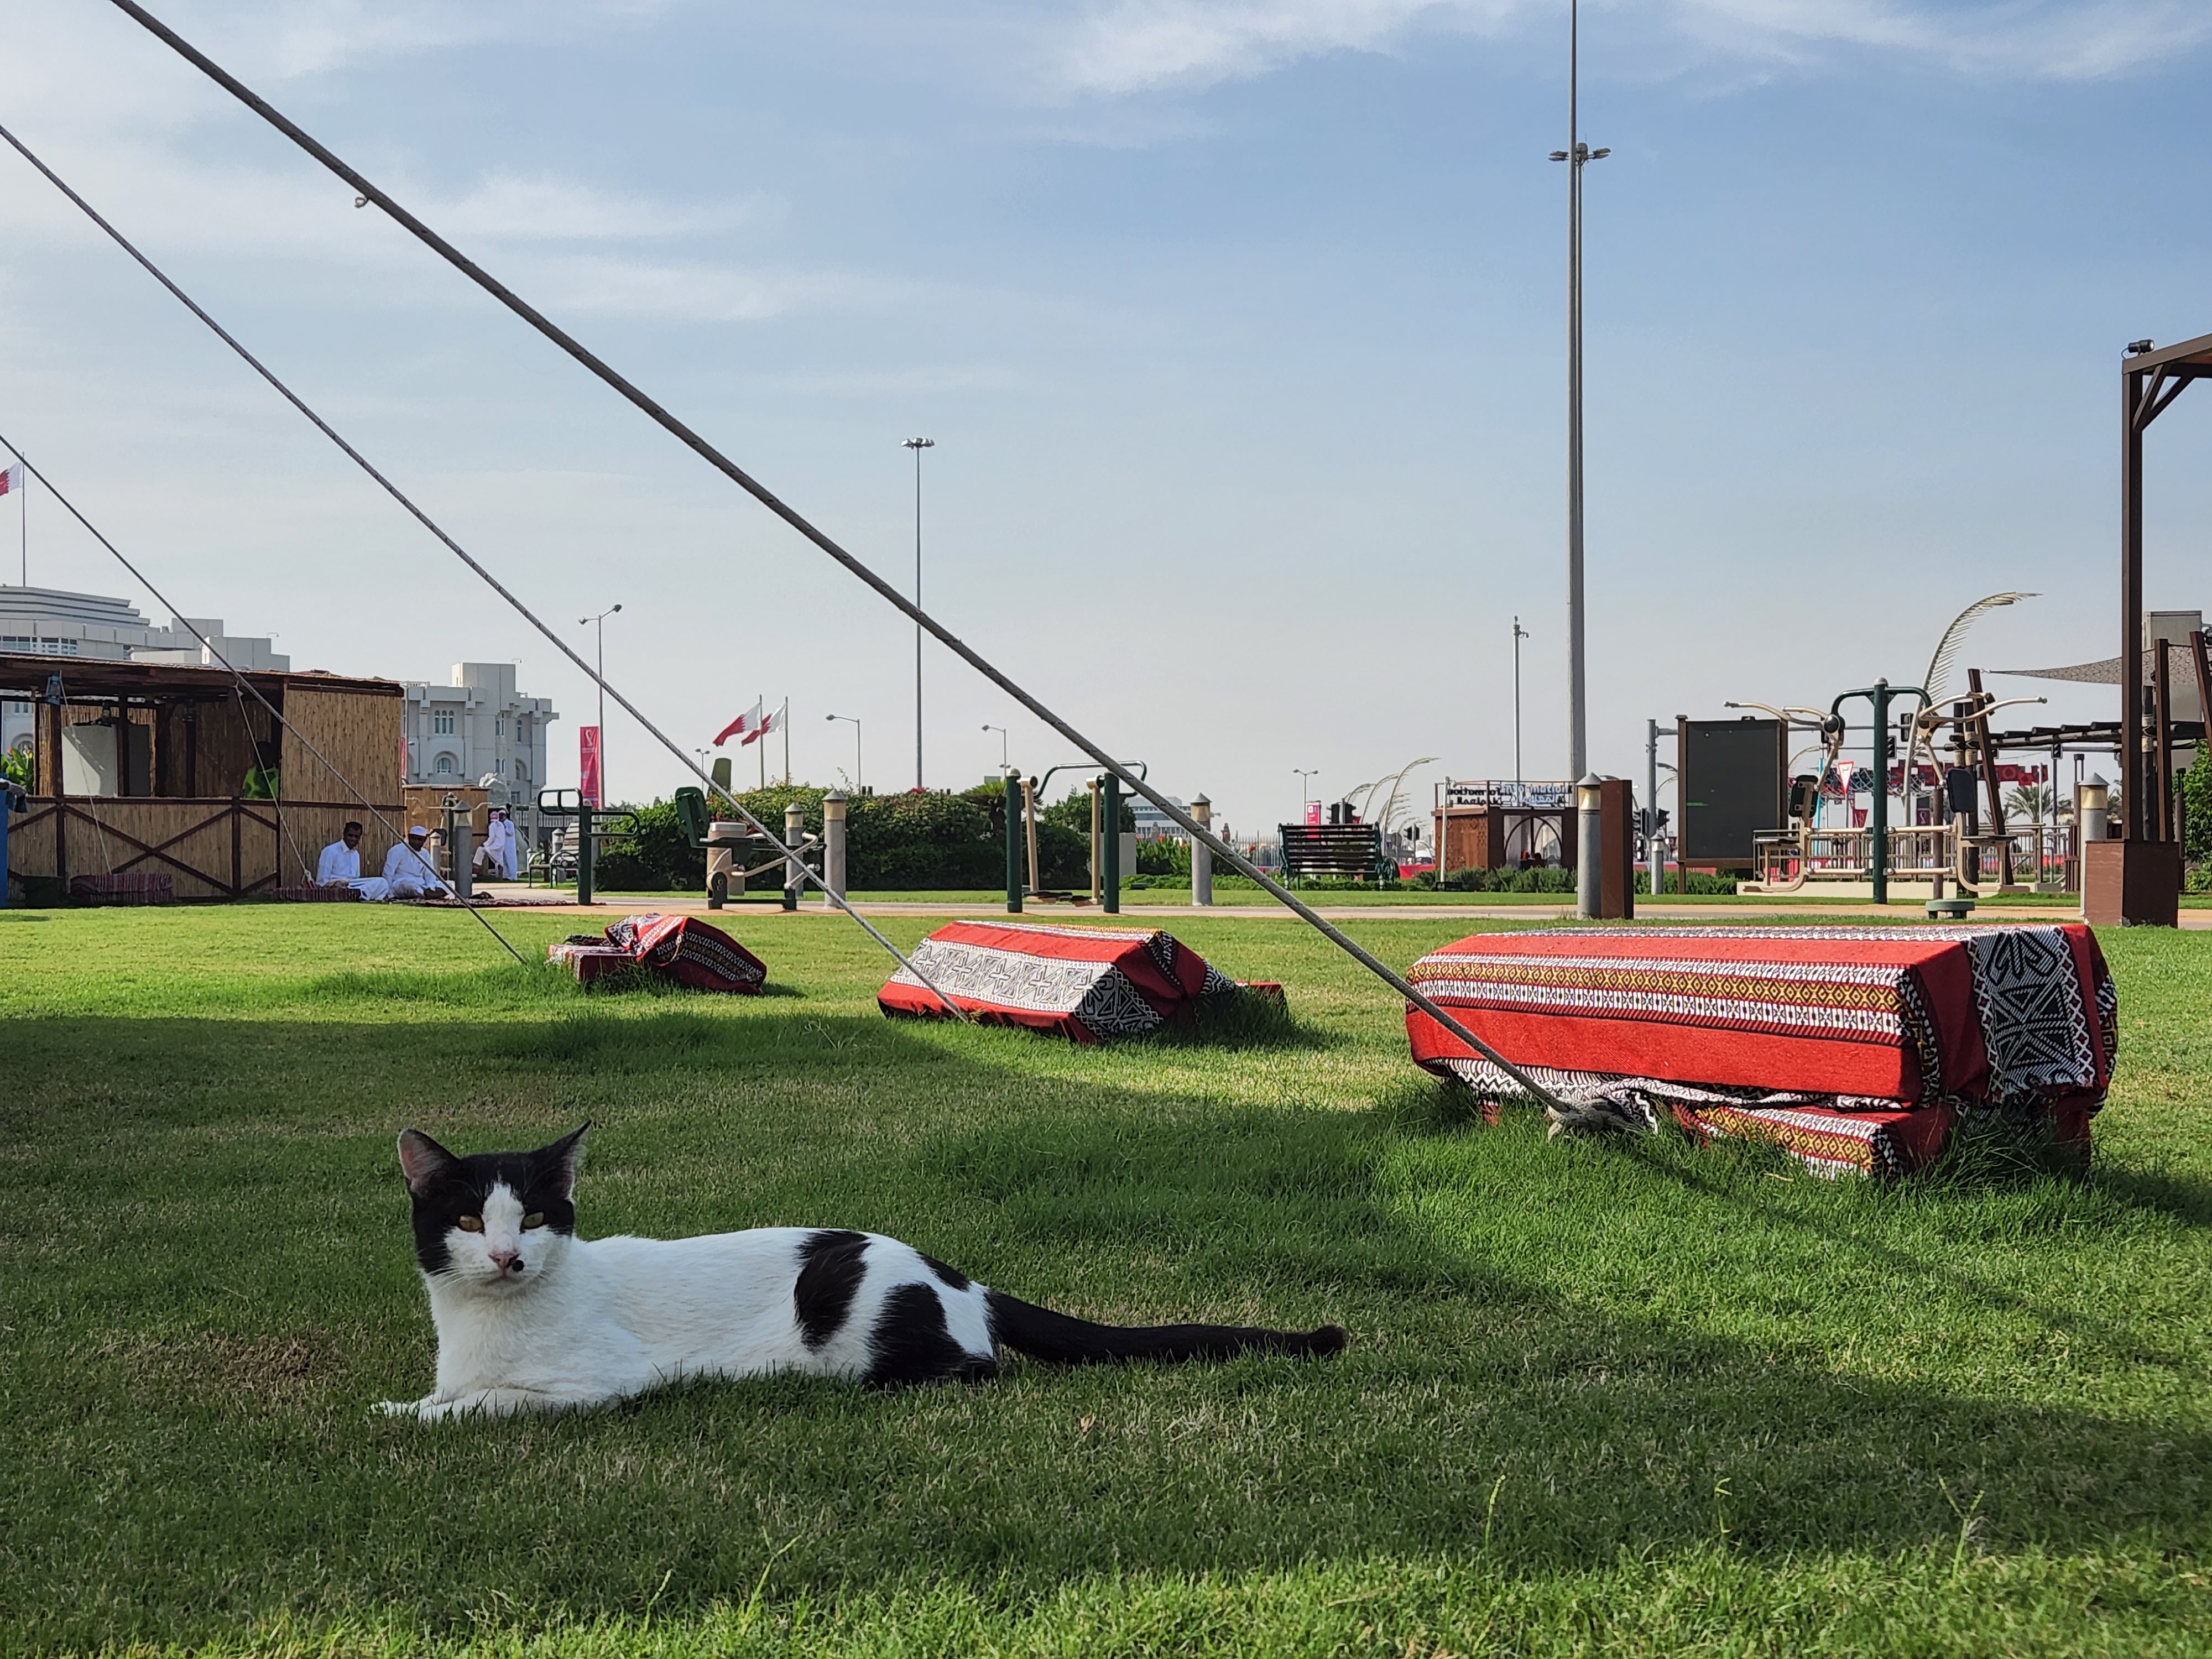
[984,1288,1346,1365]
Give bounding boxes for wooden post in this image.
[230,797,242,896]
[1966,669,2012,887]
[2154,641,2175,843]
[1022,776,1040,896]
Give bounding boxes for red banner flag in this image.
[580,726,602,807]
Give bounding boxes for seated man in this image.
[317,822,364,885]
[316,820,394,901]
[382,825,452,900]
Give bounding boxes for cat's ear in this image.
[397,1129,461,1197]
[533,1123,589,1199]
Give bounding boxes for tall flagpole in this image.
[781,696,790,786]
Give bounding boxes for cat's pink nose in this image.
[489,1248,524,1274]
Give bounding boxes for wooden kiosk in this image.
[2,653,404,901]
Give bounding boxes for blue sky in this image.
[1,0,2208,831]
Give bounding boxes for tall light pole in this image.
[982,723,1009,770]
[903,436,934,791]
[1550,1,1608,783]
[1293,768,1318,821]
[1512,615,1530,790]
[826,712,862,794]
[579,602,621,802]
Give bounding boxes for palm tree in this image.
[2006,782,2055,823]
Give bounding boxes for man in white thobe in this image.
[383,826,451,900]
[317,822,364,885]
[478,808,518,880]
[317,821,394,901]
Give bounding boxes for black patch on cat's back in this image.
[921,1254,969,1291]
[793,1230,869,1349]
[865,1282,997,1387]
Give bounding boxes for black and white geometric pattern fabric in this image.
[886,938,1166,1036]
[1960,926,2096,1106]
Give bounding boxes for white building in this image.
[402,662,559,792]
[2,584,286,757]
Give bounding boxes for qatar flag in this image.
[713,700,764,747]
[0,463,21,495]
[740,703,783,747]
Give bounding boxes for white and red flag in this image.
[713,700,764,747]
[741,703,784,747]
[0,463,21,495]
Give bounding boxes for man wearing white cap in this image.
[382,825,451,900]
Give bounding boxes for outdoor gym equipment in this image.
[536,788,639,907]
[671,786,816,910]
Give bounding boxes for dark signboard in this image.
[1678,717,1786,866]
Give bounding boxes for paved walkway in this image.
[473,884,2211,928]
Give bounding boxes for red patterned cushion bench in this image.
[68,873,174,905]
[879,919,1243,1042]
[1405,925,2116,1177]
[549,913,767,993]
[273,884,364,902]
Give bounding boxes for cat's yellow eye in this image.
[455,1215,484,1233]
[522,1213,546,1230]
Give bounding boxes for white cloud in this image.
[1050,0,2212,94]
[1673,0,2212,80]
[1057,0,1526,95]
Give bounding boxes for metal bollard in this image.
[1575,773,1603,920]
[821,791,847,905]
[784,803,805,910]
[1191,794,1213,907]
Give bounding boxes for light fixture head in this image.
[1548,150,1569,161]
[2125,338,2155,356]
[1589,147,1611,159]
[903,436,935,450]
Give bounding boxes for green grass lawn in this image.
[3,905,2209,1657]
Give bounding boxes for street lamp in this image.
[1548,0,1609,783]
[982,723,1009,770]
[903,436,934,791]
[826,712,862,794]
[1512,615,1530,790]
[578,602,621,804]
[1293,768,1318,821]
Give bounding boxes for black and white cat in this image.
[380,1125,1345,1419]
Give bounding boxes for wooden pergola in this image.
[2101,330,2212,924]
[4,654,403,900]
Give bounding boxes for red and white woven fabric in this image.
[549,913,767,993]
[879,919,1238,1042]
[1406,925,2116,1177]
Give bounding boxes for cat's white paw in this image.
[373,1397,429,1419]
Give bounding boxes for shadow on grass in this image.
[5,1001,2210,1646]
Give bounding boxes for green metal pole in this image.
[1869,679,1888,906]
[1004,770,1022,914]
[577,802,594,906]
[1102,773,1121,914]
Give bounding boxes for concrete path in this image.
[474,883,2212,928]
